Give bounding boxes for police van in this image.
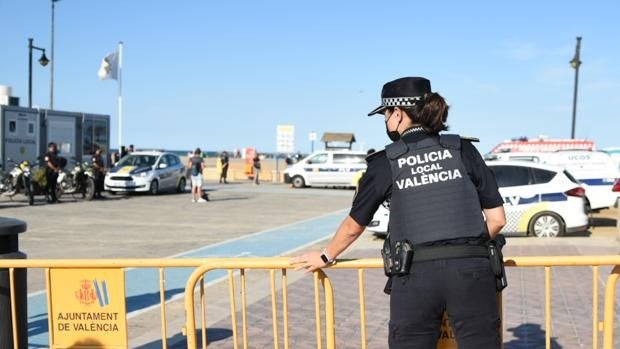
[486,150,620,210]
[283,150,367,188]
[366,161,589,238]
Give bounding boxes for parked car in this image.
[487,161,589,237]
[104,151,186,195]
[367,200,390,236]
[283,150,367,188]
[486,150,620,210]
[366,161,589,238]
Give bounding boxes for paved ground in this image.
[1,182,618,348]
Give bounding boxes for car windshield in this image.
[116,155,157,168]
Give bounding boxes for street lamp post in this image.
[28,38,49,108]
[50,0,61,110]
[570,36,582,139]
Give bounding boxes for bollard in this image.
[0,217,27,349]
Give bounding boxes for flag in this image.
[98,51,119,80]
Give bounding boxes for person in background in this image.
[220,151,229,184]
[44,142,61,203]
[253,153,261,185]
[188,148,206,203]
[120,146,128,159]
[92,147,106,199]
[128,144,135,153]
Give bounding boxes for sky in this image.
[1,0,619,154]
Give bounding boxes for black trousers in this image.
[46,171,58,202]
[94,172,104,195]
[389,257,501,349]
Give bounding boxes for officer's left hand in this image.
[290,251,327,273]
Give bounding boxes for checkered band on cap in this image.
[382,96,422,107]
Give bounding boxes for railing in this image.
[0,259,212,349]
[183,256,620,349]
[1,256,620,348]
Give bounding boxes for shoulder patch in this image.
[365,149,385,163]
[439,134,462,150]
[460,136,480,142]
[385,140,409,160]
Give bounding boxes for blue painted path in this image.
[27,210,347,348]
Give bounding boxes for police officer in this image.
[44,142,61,203]
[92,147,106,199]
[291,77,507,348]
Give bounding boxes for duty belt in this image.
[412,244,488,263]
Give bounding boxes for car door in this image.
[490,165,537,234]
[303,153,330,184]
[166,154,184,188]
[155,155,173,189]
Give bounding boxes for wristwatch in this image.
[320,249,336,265]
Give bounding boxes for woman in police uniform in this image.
[291,77,506,348]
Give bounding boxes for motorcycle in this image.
[0,167,12,195]
[1,160,60,205]
[57,161,95,200]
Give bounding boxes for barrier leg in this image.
[0,253,27,349]
[602,266,620,349]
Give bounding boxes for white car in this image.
[366,161,589,238]
[487,161,589,237]
[367,201,390,236]
[486,150,620,210]
[283,150,367,188]
[105,151,186,195]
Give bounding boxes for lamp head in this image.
[38,52,49,66]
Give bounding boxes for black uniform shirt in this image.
[350,131,504,227]
[44,151,59,172]
[92,154,104,171]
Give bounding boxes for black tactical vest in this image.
[385,134,487,245]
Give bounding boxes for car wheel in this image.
[177,177,186,193]
[291,176,305,188]
[149,180,159,195]
[528,212,565,238]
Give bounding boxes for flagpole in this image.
[118,41,123,151]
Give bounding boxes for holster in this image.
[487,234,508,292]
[381,237,413,278]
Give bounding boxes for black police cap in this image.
[367,77,432,116]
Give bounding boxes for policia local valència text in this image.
[395,149,462,189]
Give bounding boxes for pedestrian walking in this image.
[188,148,206,203]
[252,153,261,185]
[291,77,507,348]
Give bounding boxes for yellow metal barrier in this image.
[0,259,215,349]
[183,256,620,349]
[1,256,620,348]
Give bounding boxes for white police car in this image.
[487,150,620,210]
[283,150,367,188]
[366,161,589,238]
[487,161,589,237]
[105,151,186,195]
